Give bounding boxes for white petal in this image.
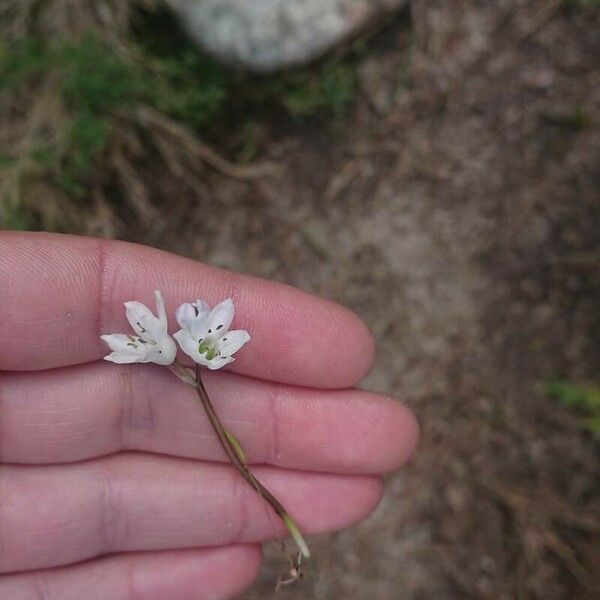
[173,329,231,368]
[149,336,178,365]
[125,301,164,341]
[101,334,152,363]
[206,355,235,370]
[206,298,235,338]
[190,313,210,342]
[101,333,134,353]
[103,351,143,364]
[154,290,168,329]
[173,329,200,362]
[176,300,211,329]
[195,353,215,368]
[218,330,250,358]
[193,299,211,317]
[175,302,197,330]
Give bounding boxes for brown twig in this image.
[135,105,275,180]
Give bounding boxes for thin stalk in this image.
[168,361,245,461]
[193,365,310,559]
[224,429,247,463]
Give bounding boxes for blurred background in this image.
[1,1,599,598]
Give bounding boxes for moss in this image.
[148,50,230,129]
[0,199,31,231]
[1,36,140,205]
[61,37,140,112]
[546,380,600,435]
[0,38,50,90]
[257,59,358,119]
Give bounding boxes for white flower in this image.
[173,297,250,369]
[101,290,177,366]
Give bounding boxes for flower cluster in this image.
[101,291,250,369]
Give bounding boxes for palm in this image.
[0,232,417,599]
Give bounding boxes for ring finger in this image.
[0,453,381,573]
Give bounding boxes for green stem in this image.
[194,366,311,559]
[283,515,311,560]
[224,429,247,463]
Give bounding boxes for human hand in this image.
[0,232,418,599]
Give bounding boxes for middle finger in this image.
[0,362,418,474]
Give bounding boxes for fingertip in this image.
[379,399,420,474]
[303,301,376,389]
[400,404,420,464]
[330,393,420,475]
[352,475,385,525]
[337,305,377,386]
[232,293,375,388]
[301,475,384,534]
[217,544,263,597]
[172,545,263,600]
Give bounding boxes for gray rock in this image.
[166,0,407,72]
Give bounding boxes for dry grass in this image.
[0,0,263,235]
[481,480,600,597]
[0,0,156,43]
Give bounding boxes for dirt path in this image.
[130,2,599,598]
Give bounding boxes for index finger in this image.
[0,232,374,388]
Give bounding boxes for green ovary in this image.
[198,342,217,360]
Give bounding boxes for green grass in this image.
[1,200,31,230]
[148,50,230,129]
[0,34,230,212]
[261,60,358,119]
[0,14,362,230]
[1,36,141,201]
[545,380,600,435]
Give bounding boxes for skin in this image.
[0,232,419,599]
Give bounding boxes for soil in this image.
[122,1,599,598]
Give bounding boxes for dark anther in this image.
[216,324,223,330]
[208,329,212,333]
